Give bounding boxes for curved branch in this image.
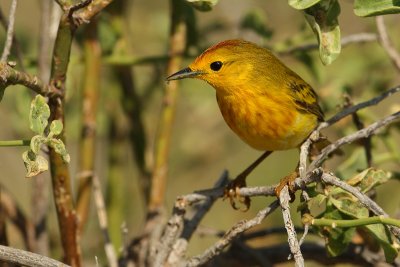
[0,245,70,267]
[0,62,61,97]
[376,16,400,72]
[185,200,280,267]
[0,185,35,250]
[320,85,400,129]
[279,33,377,55]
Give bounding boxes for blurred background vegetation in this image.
[0,0,399,266]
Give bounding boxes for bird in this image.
[166,39,324,210]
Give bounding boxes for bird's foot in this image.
[275,171,297,201]
[223,174,251,211]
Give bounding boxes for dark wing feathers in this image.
[288,81,324,122]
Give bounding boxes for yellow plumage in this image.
[169,39,323,151]
[167,39,324,208]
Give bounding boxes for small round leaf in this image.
[29,95,50,135]
[50,120,63,136]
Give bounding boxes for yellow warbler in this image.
[167,39,323,209]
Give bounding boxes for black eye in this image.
[210,61,223,71]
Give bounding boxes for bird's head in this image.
[166,39,273,92]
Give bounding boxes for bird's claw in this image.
[275,171,297,201]
[223,176,251,211]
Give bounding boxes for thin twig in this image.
[92,174,118,267]
[1,0,17,62]
[0,5,24,70]
[279,33,377,55]
[309,111,400,171]
[343,94,372,167]
[38,0,53,82]
[0,245,70,267]
[298,191,310,247]
[279,186,304,267]
[320,85,400,130]
[376,16,400,72]
[185,200,280,267]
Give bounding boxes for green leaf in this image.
[186,0,218,11]
[347,168,392,193]
[317,205,356,257]
[22,151,48,178]
[49,120,63,136]
[240,9,273,39]
[329,197,369,219]
[30,135,46,154]
[29,95,50,135]
[326,227,356,257]
[289,0,322,9]
[354,0,400,17]
[47,138,70,163]
[363,224,397,262]
[303,0,341,65]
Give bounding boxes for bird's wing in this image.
[287,80,324,122]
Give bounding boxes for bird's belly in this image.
[217,94,318,151]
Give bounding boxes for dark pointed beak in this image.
[166,67,203,81]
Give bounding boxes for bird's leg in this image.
[224,151,272,211]
[275,163,299,201]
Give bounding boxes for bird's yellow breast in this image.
[216,88,319,151]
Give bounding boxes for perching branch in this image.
[178,86,398,264]
[0,0,17,62]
